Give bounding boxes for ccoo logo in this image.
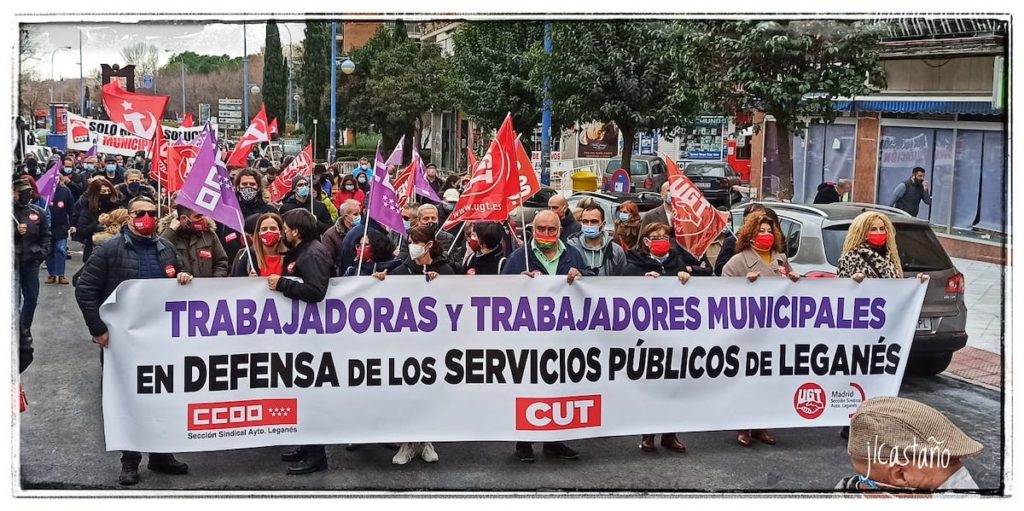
[188,398,298,431]
[793,382,826,420]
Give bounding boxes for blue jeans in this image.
[46,236,68,277]
[15,262,41,330]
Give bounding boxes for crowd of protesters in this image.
[11,148,969,492]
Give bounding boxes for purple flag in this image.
[175,125,245,233]
[367,138,407,236]
[84,141,98,158]
[35,160,61,206]
[411,145,442,203]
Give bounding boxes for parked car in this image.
[602,155,668,193]
[684,161,744,209]
[728,202,968,376]
[509,186,560,237]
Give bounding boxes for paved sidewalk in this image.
[952,257,1007,355]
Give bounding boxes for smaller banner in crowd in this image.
[269,143,313,203]
[100,276,926,453]
[175,125,244,233]
[367,137,408,235]
[226,105,270,167]
[665,157,729,259]
[66,112,212,157]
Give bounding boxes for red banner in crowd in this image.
[269,143,313,203]
[664,157,729,259]
[443,114,518,229]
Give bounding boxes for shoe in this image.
[737,430,753,447]
[58,276,69,285]
[392,443,420,465]
[345,444,361,452]
[661,434,687,453]
[66,253,72,260]
[45,276,56,284]
[751,429,776,446]
[118,460,140,486]
[20,328,33,344]
[41,263,47,271]
[281,445,308,462]
[639,435,656,452]
[420,442,438,463]
[147,454,189,475]
[542,442,579,460]
[514,442,535,463]
[840,426,850,440]
[286,454,328,475]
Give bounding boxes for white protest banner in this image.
[67,112,214,157]
[100,276,926,453]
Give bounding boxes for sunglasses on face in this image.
[132,210,158,218]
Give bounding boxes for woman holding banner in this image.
[231,212,287,277]
[835,211,929,438]
[722,211,801,447]
[374,225,454,465]
[621,222,694,453]
[271,209,334,475]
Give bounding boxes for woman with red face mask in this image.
[621,222,696,454]
[231,213,286,277]
[721,210,801,448]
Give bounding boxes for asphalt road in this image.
[17,246,1005,493]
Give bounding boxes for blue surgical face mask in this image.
[62,166,74,174]
[351,215,362,228]
[582,226,602,239]
[84,163,94,171]
[296,185,309,198]
[618,212,630,223]
[106,164,116,173]
[402,219,411,230]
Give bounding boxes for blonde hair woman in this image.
[837,211,929,283]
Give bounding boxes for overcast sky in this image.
[23,22,307,80]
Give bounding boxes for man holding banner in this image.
[74,195,194,486]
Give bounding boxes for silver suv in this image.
[728,202,968,376]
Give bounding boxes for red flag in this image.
[466,146,478,173]
[269,143,313,203]
[508,136,541,209]
[101,81,168,140]
[150,127,170,193]
[181,113,194,128]
[226,104,270,167]
[393,160,417,207]
[443,114,517,229]
[664,158,729,258]
[269,118,279,138]
[166,144,200,194]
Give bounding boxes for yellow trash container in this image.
[571,170,598,192]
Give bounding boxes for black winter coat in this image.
[74,230,180,336]
[388,256,456,276]
[14,202,51,266]
[47,185,75,239]
[279,193,333,235]
[622,245,714,277]
[813,183,842,204]
[276,239,332,303]
[463,249,506,275]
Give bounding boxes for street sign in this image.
[218,98,243,106]
[218,110,243,118]
[199,103,211,124]
[142,74,153,89]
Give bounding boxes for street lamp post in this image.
[329,21,337,164]
[282,23,294,126]
[541,22,552,186]
[243,23,250,123]
[78,29,84,114]
[50,46,72,104]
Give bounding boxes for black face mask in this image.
[282,236,296,249]
[127,182,141,195]
[17,190,32,205]
[26,161,38,171]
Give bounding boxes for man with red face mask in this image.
[158,204,230,278]
[74,196,194,486]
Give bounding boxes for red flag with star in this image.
[226,104,270,167]
[101,81,168,140]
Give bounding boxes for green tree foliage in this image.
[689,20,887,199]
[338,24,449,163]
[537,21,704,174]
[447,22,545,144]
[297,21,331,159]
[262,21,288,130]
[162,52,242,75]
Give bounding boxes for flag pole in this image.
[519,205,530,273]
[356,139,381,276]
[446,221,467,256]
[235,207,257,275]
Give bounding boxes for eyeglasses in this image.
[132,210,158,218]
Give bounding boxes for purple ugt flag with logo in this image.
[35,160,61,206]
[367,138,407,236]
[175,125,244,233]
[411,144,442,203]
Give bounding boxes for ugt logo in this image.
[793,383,826,420]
